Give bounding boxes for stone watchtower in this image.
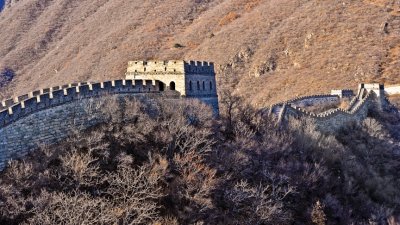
[125,60,219,112]
[358,83,386,110]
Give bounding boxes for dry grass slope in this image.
[0,0,399,106]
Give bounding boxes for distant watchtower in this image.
[125,60,219,112]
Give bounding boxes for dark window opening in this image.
[159,82,165,91]
[210,81,213,90]
[170,82,176,91]
[165,67,167,71]
[202,81,205,90]
[197,81,200,90]
[144,67,146,72]
[189,81,192,91]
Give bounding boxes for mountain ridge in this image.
[0,0,399,106]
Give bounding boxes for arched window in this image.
[189,81,192,91]
[210,81,213,90]
[159,82,165,91]
[202,81,205,90]
[197,81,200,90]
[170,81,176,91]
[144,67,146,72]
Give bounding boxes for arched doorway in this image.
[159,82,165,91]
[169,81,176,91]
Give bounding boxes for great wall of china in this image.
[0,60,219,170]
[268,83,396,133]
[0,58,399,171]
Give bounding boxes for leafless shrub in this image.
[0,183,29,220]
[173,150,217,210]
[105,165,163,224]
[58,147,100,187]
[311,200,327,225]
[224,180,293,224]
[154,216,179,225]
[25,191,113,225]
[22,163,164,225]
[152,99,215,155]
[368,206,395,225]
[5,160,34,184]
[81,95,122,133]
[362,117,388,139]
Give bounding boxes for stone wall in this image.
[270,88,380,133]
[0,79,219,171]
[268,94,341,117]
[185,74,217,98]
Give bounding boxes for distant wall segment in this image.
[269,85,386,133]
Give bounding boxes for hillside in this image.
[0,0,399,106]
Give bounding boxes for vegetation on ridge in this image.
[0,91,400,224]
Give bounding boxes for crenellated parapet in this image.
[184,60,215,75]
[127,60,185,74]
[126,60,215,76]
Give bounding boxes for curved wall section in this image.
[270,88,384,133]
[0,79,179,170]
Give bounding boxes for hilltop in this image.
[0,0,399,106]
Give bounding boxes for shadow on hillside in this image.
[0,67,14,88]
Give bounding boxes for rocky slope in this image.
[0,0,399,106]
